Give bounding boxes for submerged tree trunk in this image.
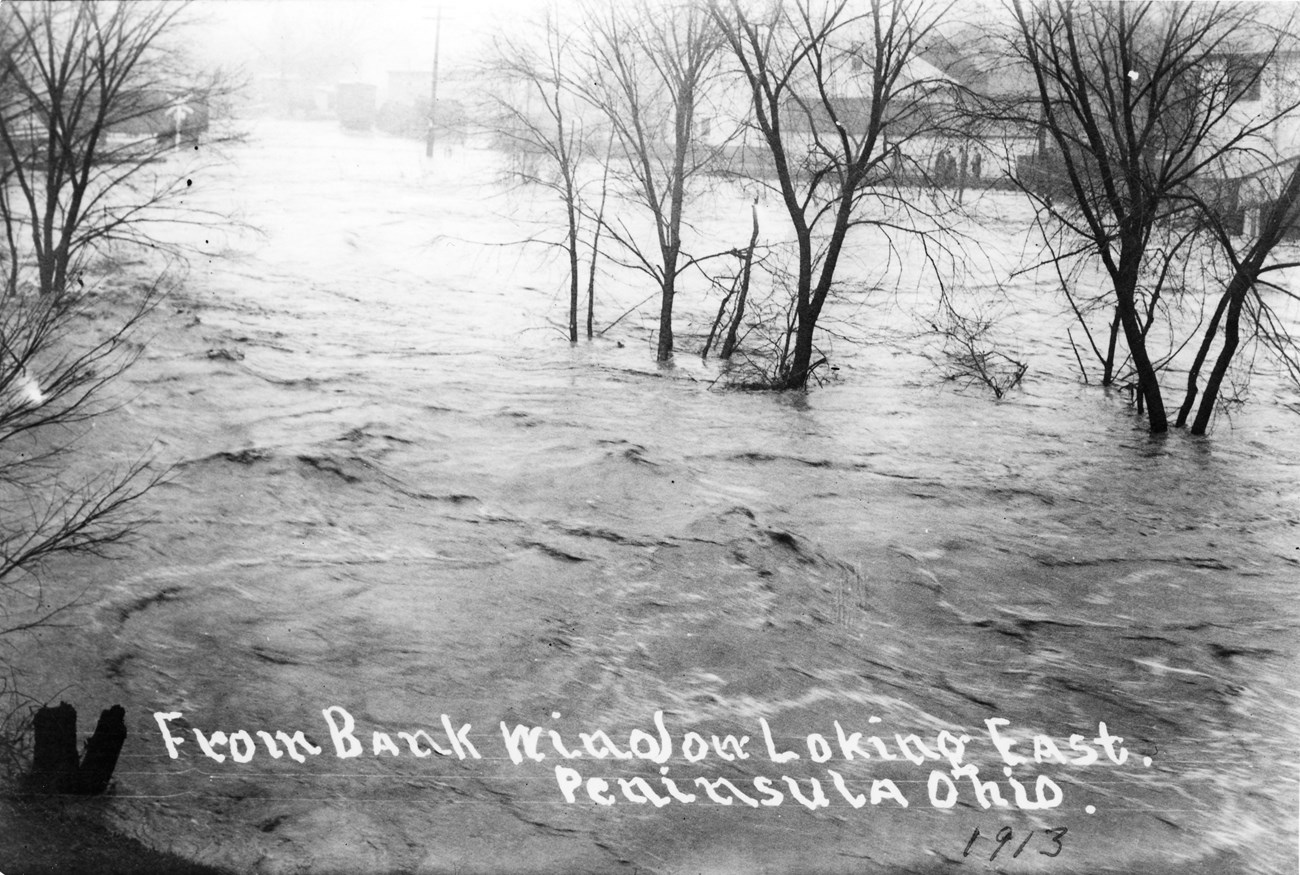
[784,191,854,389]
[1190,286,1246,435]
[586,139,612,341]
[26,702,127,795]
[784,302,819,388]
[29,703,79,795]
[1116,253,1166,433]
[1121,313,1165,432]
[657,271,676,361]
[77,705,128,795]
[1175,291,1231,428]
[1188,245,1270,435]
[566,177,580,344]
[1102,308,1120,386]
[703,291,731,359]
[656,84,694,363]
[778,223,818,388]
[720,204,760,360]
[585,242,597,340]
[1188,165,1300,433]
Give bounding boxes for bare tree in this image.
[1007,0,1300,432]
[584,130,616,340]
[1179,160,1300,433]
[0,0,214,694]
[703,200,762,360]
[0,1,233,297]
[1,281,164,642]
[927,290,1028,399]
[709,0,955,389]
[574,0,730,361]
[490,10,596,343]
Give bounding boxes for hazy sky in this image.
[192,0,551,96]
[187,0,1001,101]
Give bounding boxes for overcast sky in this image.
[192,0,551,95]
[187,0,1002,101]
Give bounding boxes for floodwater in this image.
[14,121,1299,874]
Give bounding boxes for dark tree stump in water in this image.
[29,702,80,795]
[27,703,127,795]
[78,705,127,795]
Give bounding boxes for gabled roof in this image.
[900,56,957,88]
[918,26,1037,97]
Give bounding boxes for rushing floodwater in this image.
[15,121,1299,874]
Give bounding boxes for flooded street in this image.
[16,121,1299,874]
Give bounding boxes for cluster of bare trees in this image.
[1005,0,1300,434]
[490,0,967,388]
[491,2,735,360]
[1,0,216,689]
[492,0,1300,434]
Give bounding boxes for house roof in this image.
[899,56,958,87]
[918,26,1037,97]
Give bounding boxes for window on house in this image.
[1225,55,1264,103]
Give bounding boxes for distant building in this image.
[336,82,378,131]
[388,70,434,106]
[252,76,331,119]
[698,29,1039,186]
[920,30,1042,180]
[376,70,467,142]
[1200,50,1300,236]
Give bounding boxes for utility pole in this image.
[425,5,442,158]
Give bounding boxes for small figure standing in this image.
[935,148,953,186]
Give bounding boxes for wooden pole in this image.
[425,6,443,158]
